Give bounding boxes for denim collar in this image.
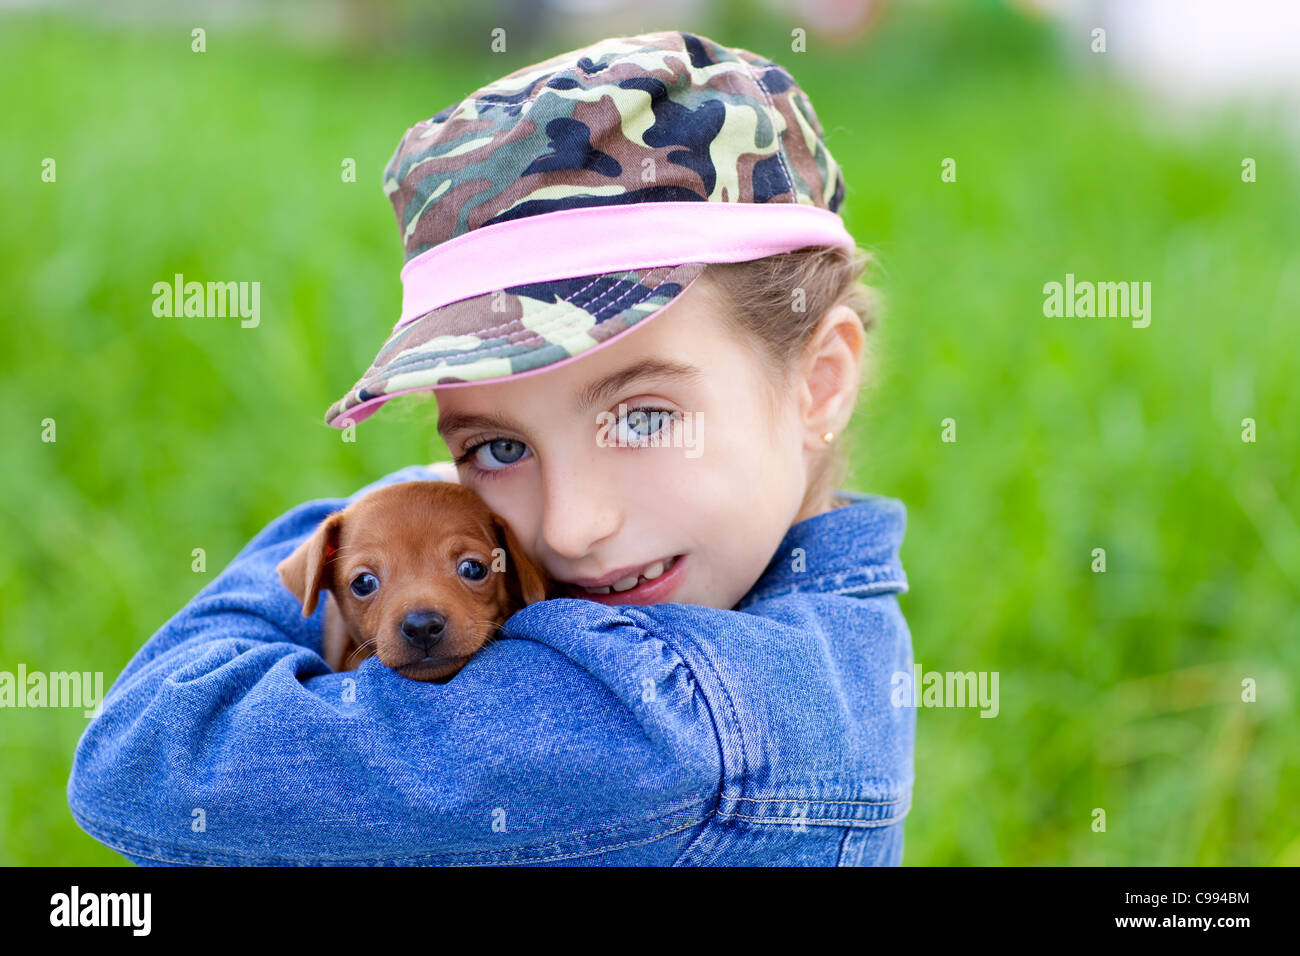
[736,491,908,610]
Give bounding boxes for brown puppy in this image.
[276,481,551,681]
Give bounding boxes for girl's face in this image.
[434,276,814,610]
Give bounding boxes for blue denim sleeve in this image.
[837,819,905,866]
[66,466,724,866]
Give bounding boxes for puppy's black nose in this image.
[401,610,446,652]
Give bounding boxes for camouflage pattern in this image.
[325,30,847,428]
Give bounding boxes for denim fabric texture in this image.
[67,464,914,866]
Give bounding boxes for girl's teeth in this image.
[580,556,678,594]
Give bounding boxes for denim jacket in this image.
[67,464,914,866]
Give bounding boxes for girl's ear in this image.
[492,513,551,607]
[276,513,343,616]
[798,303,867,447]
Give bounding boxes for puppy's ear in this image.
[276,512,343,617]
[492,514,550,608]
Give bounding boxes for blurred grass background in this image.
[1,0,1296,865]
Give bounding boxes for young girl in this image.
[68,31,913,866]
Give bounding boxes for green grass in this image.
[1,4,1296,865]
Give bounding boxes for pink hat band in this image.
[396,201,855,330]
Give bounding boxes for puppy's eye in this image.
[457,559,488,581]
[350,572,380,597]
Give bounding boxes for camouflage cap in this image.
[325,29,852,429]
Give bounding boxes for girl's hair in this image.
[700,244,879,511]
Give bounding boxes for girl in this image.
[68,30,913,866]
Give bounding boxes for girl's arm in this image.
[66,465,722,865]
[68,465,911,865]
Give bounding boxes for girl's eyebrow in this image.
[436,359,702,440]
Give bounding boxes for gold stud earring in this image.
[821,431,835,445]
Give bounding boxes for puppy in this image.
[276,480,551,681]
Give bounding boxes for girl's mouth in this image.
[564,554,686,605]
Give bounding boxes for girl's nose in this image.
[538,463,622,561]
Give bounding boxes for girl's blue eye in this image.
[468,438,530,472]
[618,408,678,443]
[458,559,488,581]
[350,572,379,597]
[457,409,676,478]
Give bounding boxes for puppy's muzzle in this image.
[401,609,447,654]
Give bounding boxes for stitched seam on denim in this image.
[439,817,702,866]
[80,792,711,858]
[836,579,908,597]
[618,615,730,868]
[729,813,907,828]
[78,813,699,868]
[81,796,902,865]
[74,802,708,867]
[731,795,907,806]
[72,794,714,866]
[761,576,907,597]
[836,824,856,865]
[648,618,752,830]
[745,63,797,201]
[814,564,907,587]
[722,798,912,826]
[742,580,907,606]
[621,614,734,867]
[744,571,907,604]
[729,814,905,827]
[755,562,907,587]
